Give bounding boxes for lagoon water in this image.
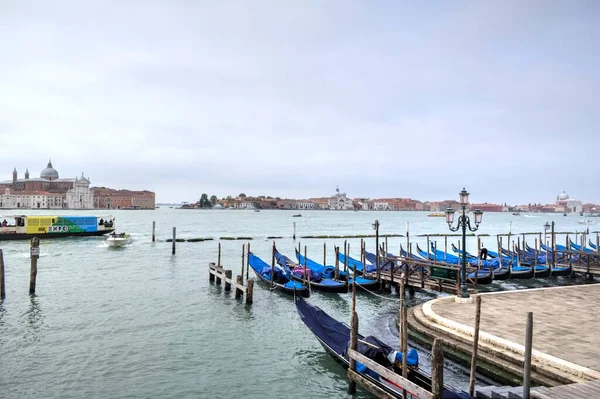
[0,209,596,398]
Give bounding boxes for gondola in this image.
[415,244,494,285]
[296,249,380,291]
[589,240,599,251]
[295,296,473,399]
[448,244,511,280]
[337,252,377,275]
[247,252,310,297]
[364,251,403,273]
[274,248,348,293]
[569,240,595,254]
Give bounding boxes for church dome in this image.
[558,191,569,201]
[41,159,59,180]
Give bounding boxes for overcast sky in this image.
[1,1,598,204]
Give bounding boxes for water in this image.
[0,209,596,398]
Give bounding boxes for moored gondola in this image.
[247,252,310,297]
[296,249,380,291]
[295,296,473,399]
[274,248,348,293]
[416,244,494,285]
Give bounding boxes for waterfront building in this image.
[328,186,353,210]
[470,203,503,212]
[0,160,93,209]
[92,187,156,209]
[556,190,583,213]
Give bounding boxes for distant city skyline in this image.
[1,2,598,204]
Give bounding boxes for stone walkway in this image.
[431,284,600,372]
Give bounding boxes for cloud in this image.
[1,1,599,204]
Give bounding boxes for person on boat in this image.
[99,218,104,226]
[1,219,7,227]
[480,247,488,260]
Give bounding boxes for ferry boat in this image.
[0,215,115,240]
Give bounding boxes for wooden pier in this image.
[208,243,254,304]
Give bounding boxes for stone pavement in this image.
[431,284,600,372]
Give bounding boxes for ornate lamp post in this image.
[445,188,483,299]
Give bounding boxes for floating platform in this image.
[408,284,600,388]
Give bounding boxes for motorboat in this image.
[105,232,132,247]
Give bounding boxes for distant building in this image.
[556,190,582,213]
[328,186,353,210]
[0,159,93,209]
[92,187,155,209]
[470,203,503,212]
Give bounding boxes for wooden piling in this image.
[293,221,296,240]
[344,241,348,275]
[235,275,243,298]
[29,237,40,295]
[152,221,156,243]
[348,260,358,395]
[469,296,482,397]
[431,338,444,399]
[246,243,251,280]
[218,242,221,266]
[323,242,326,268]
[270,242,276,289]
[209,263,215,283]
[241,244,245,284]
[551,222,556,269]
[523,312,534,399]
[0,249,5,299]
[304,246,309,288]
[400,277,408,380]
[334,246,340,280]
[172,227,176,255]
[224,270,232,291]
[246,279,254,304]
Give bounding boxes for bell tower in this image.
[25,169,30,179]
[12,168,17,184]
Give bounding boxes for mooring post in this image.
[152,221,156,243]
[304,246,308,286]
[334,246,340,281]
[224,270,232,291]
[469,295,482,397]
[293,221,296,241]
[551,222,556,269]
[218,242,221,266]
[29,237,40,295]
[344,240,348,275]
[406,221,410,253]
[246,243,251,280]
[235,275,243,298]
[0,249,5,299]
[241,244,245,284]
[246,279,254,304]
[348,261,358,395]
[172,227,176,255]
[270,242,275,289]
[431,338,444,399]
[323,242,326,268]
[209,263,215,283]
[400,276,408,380]
[523,312,534,399]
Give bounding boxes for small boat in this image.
[292,214,302,217]
[247,252,310,297]
[512,211,521,216]
[0,215,114,241]
[254,209,260,212]
[295,296,473,399]
[578,220,596,225]
[105,232,132,247]
[415,245,494,284]
[274,248,347,293]
[427,212,445,217]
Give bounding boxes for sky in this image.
[1,1,599,204]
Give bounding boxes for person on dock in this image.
[479,247,488,260]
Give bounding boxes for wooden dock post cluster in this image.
[208,243,254,305]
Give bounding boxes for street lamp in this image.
[445,188,483,299]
